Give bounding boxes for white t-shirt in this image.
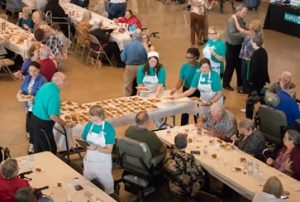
[190,0,205,15]
[252,192,283,202]
[110,0,126,3]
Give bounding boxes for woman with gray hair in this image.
[0,159,30,201]
[77,10,92,47]
[266,129,300,180]
[231,118,265,159]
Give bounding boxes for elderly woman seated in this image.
[0,159,30,201]
[115,10,142,32]
[77,10,92,47]
[231,118,265,159]
[253,176,285,202]
[266,129,300,180]
[17,7,34,32]
[164,133,205,198]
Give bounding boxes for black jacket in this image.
[249,47,270,92]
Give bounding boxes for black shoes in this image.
[223,85,234,91]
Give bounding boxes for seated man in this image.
[0,159,30,201]
[197,102,237,141]
[272,82,300,127]
[90,22,125,67]
[267,71,293,95]
[125,111,166,157]
[164,133,205,197]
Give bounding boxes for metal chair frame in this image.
[86,34,113,67]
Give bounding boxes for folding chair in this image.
[54,124,86,164]
[73,26,88,61]
[86,34,113,67]
[0,57,15,79]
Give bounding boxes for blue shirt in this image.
[275,91,300,126]
[121,39,147,65]
[21,74,47,109]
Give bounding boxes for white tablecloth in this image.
[23,0,132,50]
[60,2,131,50]
[17,152,116,202]
[0,18,33,58]
[156,125,300,201]
[54,97,197,150]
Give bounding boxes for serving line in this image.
[156,124,300,201]
[54,95,198,150]
[16,151,116,202]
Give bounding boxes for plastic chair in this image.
[86,34,113,67]
[115,137,164,201]
[256,105,287,146]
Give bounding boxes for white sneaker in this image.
[240,108,246,113]
[28,144,34,154]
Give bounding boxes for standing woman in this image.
[202,26,226,77]
[137,51,166,98]
[175,58,223,105]
[81,105,115,194]
[188,0,211,46]
[17,61,47,153]
[171,48,200,125]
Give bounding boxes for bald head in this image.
[52,72,66,88]
[135,111,149,126]
[280,71,292,89]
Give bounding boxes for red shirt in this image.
[40,58,57,82]
[0,176,30,202]
[117,16,142,29]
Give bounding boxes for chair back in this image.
[118,137,153,177]
[88,34,102,49]
[257,105,287,145]
[45,10,52,24]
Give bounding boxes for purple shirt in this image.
[21,58,32,76]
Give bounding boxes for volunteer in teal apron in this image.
[175,58,223,105]
[202,26,226,77]
[170,47,201,125]
[81,105,115,194]
[137,51,166,97]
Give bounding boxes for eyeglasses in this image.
[186,56,195,59]
[208,32,217,35]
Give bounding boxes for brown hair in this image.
[200,58,211,69]
[263,176,284,198]
[89,105,105,120]
[249,19,262,33]
[143,57,162,75]
[26,44,40,58]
